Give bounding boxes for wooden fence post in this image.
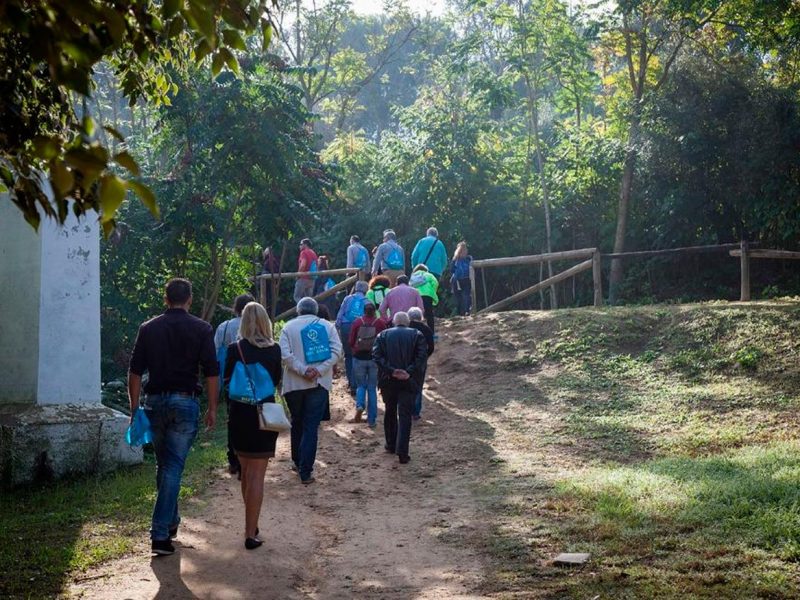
[740,240,751,301]
[259,277,267,311]
[469,265,477,315]
[593,251,603,307]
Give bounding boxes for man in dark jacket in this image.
[407,307,434,420]
[372,311,428,464]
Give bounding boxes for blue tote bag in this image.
[301,319,332,363]
[125,407,153,446]
[228,342,275,402]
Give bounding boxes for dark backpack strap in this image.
[422,238,439,266]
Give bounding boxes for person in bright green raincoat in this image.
[410,264,439,334]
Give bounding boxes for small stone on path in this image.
[553,552,590,566]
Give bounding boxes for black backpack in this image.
[354,320,378,353]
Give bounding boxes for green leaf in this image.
[219,48,238,74]
[188,0,215,44]
[167,16,185,39]
[128,180,160,219]
[114,151,140,176]
[222,29,247,51]
[211,51,225,77]
[64,148,106,185]
[163,0,182,20]
[82,116,96,137]
[195,39,213,63]
[99,174,127,223]
[50,160,75,196]
[32,136,59,159]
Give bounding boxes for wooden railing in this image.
[472,241,800,314]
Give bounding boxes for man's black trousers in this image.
[382,386,415,459]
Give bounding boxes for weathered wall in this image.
[0,195,141,485]
[0,198,41,404]
[37,211,101,404]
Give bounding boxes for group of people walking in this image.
[128,226,471,556]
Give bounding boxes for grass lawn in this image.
[0,406,227,599]
[435,300,800,598]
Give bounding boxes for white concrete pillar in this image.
[0,192,141,485]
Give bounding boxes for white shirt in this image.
[279,314,343,394]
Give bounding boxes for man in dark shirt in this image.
[372,311,428,464]
[128,278,219,556]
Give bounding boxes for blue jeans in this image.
[339,323,355,390]
[145,393,200,541]
[352,358,378,425]
[284,385,328,481]
[453,278,472,315]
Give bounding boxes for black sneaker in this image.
[152,539,175,556]
[168,525,178,540]
[399,455,411,464]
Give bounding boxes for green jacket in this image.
[366,286,389,316]
[410,271,439,305]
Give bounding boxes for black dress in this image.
[224,340,283,459]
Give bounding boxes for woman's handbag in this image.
[228,342,275,400]
[125,407,153,446]
[257,401,291,432]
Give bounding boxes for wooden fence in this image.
[471,241,800,314]
[253,267,360,320]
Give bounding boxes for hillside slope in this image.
[428,300,800,599]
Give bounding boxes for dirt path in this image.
[69,377,490,599]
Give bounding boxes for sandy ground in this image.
[69,371,489,600]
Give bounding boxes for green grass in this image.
[439,300,800,598]
[0,407,227,599]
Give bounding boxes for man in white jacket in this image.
[279,297,343,484]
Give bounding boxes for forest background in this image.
[80,0,800,381]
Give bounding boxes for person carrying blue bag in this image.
[371,229,405,286]
[128,278,219,557]
[346,234,371,281]
[214,293,254,477]
[223,302,283,551]
[279,297,343,484]
[335,280,369,395]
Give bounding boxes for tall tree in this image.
[604,0,721,303]
[0,0,276,231]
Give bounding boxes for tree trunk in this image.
[608,116,639,305]
[530,78,557,309]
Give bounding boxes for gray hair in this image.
[297,297,319,316]
[383,229,396,240]
[407,307,423,322]
[354,280,369,294]
[392,311,410,327]
[427,227,438,238]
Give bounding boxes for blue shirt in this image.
[410,236,447,277]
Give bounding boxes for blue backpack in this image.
[345,295,365,322]
[309,259,319,280]
[301,319,332,363]
[216,320,232,377]
[453,257,471,280]
[355,246,369,269]
[228,342,275,401]
[386,245,404,270]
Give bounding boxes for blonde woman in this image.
[223,302,282,550]
[450,241,473,316]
